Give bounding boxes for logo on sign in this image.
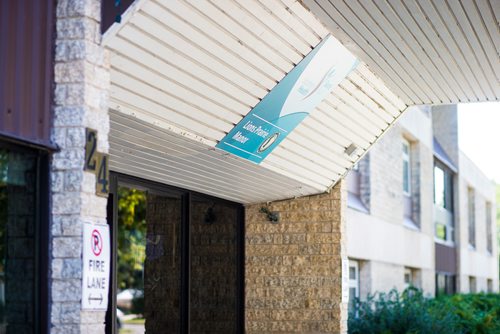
[91,229,103,256]
[216,34,359,163]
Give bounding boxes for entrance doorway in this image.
[106,173,244,333]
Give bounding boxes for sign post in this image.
[82,222,110,310]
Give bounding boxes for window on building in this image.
[0,144,48,332]
[486,202,493,254]
[487,279,493,293]
[402,139,419,227]
[402,139,411,196]
[404,268,412,288]
[434,163,454,243]
[468,187,476,247]
[436,272,456,296]
[346,158,369,213]
[469,276,477,293]
[348,260,360,312]
[404,267,421,290]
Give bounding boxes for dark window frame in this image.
[105,172,245,334]
[467,187,476,247]
[434,160,455,243]
[0,141,49,334]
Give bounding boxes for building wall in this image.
[49,0,111,332]
[457,152,498,292]
[347,107,436,297]
[245,181,347,334]
[432,105,459,166]
[346,105,498,298]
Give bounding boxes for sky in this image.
[457,102,500,184]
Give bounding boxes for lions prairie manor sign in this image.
[216,34,359,164]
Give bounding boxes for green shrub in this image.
[348,288,500,334]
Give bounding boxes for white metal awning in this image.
[103,0,498,203]
[304,0,500,105]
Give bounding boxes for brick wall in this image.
[49,0,110,332]
[346,108,437,297]
[245,181,347,333]
[431,105,459,166]
[369,126,405,225]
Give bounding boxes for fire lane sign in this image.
[82,222,110,310]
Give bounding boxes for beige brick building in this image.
[1,0,499,333]
[346,105,498,303]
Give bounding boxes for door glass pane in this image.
[190,198,238,334]
[0,148,38,332]
[116,186,182,333]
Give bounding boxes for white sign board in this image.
[82,222,110,310]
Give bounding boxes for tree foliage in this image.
[117,187,147,291]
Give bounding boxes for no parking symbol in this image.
[91,229,103,256]
[82,222,110,310]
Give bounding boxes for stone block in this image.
[51,279,81,302]
[53,106,86,127]
[52,258,82,279]
[51,324,80,334]
[52,237,82,258]
[57,0,100,20]
[52,149,85,170]
[51,127,67,149]
[51,171,65,193]
[52,193,81,214]
[64,170,84,192]
[57,17,98,41]
[80,310,106,324]
[51,301,80,324]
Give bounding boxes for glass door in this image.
[107,177,183,333]
[106,174,244,334]
[189,196,240,333]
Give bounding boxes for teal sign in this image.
[216,35,359,163]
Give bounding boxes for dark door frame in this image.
[105,172,245,334]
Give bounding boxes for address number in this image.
[84,128,109,198]
[95,153,109,197]
[85,129,98,171]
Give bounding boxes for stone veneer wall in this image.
[49,0,110,332]
[245,181,347,333]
